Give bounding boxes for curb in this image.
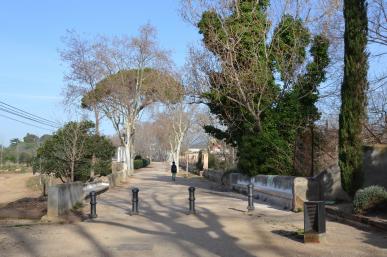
[326,205,387,231]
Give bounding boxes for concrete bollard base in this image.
[304,232,326,243]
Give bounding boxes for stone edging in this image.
[325,205,387,231]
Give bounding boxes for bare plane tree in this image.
[60,31,104,133]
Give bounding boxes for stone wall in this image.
[47,182,84,218]
[202,169,224,184]
[363,144,387,189]
[314,165,351,202]
[201,170,319,211]
[313,144,387,202]
[47,179,113,218]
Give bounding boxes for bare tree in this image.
[60,31,107,179]
[153,102,207,172]
[60,123,88,182]
[166,103,192,172]
[60,31,104,133]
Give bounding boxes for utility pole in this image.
[0,145,3,168]
[16,144,19,165]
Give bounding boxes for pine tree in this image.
[339,0,368,195]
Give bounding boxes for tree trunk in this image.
[94,106,100,135]
[175,143,181,173]
[90,106,99,179]
[91,154,96,179]
[124,124,135,176]
[70,161,75,182]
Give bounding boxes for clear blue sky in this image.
[0,0,201,145]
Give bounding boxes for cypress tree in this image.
[339,0,368,195]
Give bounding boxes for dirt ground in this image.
[0,172,46,220]
[0,162,386,257]
[0,173,40,206]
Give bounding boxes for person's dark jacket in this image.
[171,164,177,173]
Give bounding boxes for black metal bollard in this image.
[188,186,196,214]
[247,184,255,212]
[131,188,139,215]
[90,191,97,218]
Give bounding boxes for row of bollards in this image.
[89,184,255,218]
[88,186,197,218]
[90,183,257,217]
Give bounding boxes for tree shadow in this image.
[271,229,304,243]
[87,179,306,257]
[139,174,289,212]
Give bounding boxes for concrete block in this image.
[47,182,83,218]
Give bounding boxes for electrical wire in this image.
[0,101,60,127]
[0,113,54,131]
[0,106,58,128]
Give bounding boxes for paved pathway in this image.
[0,162,386,257]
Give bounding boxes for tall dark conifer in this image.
[339,0,368,195]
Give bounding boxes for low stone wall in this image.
[201,170,319,211]
[47,182,84,218]
[202,169,224,184]
[233,174,296,210]
[47,181,111,218]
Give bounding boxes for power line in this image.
[0,113,54,132]
[0,100,59,125]
[0,106,58,128]
[0,101,60,127]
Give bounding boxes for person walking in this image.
[171,161,177,181]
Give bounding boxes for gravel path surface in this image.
[0,162,386,257]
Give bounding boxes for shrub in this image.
[134,160,144,169]
[133,158,150,170]
[353,185,387,214]
[142,159,150,167]
[134,155,142,160]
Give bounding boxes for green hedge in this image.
[133,158,150,169]
[353,185,387,214]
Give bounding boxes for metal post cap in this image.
[189,186,195,191]
[132,188,139,192]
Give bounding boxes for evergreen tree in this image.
[33,121,115,182]
[339,0,368,195]
[198,0,330,176]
